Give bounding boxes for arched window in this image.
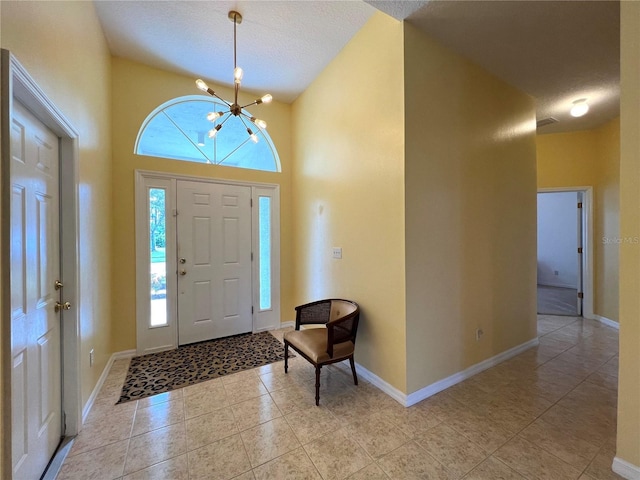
[135,95,281,172]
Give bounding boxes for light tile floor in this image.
[56,315,623,480]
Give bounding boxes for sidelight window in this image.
[149,188,168,327]
[258,196,272,310]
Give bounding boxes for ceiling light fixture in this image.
[195,10,272,143]
[570,98,589,117]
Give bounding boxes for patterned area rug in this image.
[117,331,288,404]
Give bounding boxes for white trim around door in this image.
[538,186,594,319]
[134,170,281,355]
[1,50,81,476]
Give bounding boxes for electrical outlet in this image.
[332,247,342,259]
[475,329,484,341]
[554,270,559,276]
[89,349,94,367]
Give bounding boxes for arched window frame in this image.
[134,94,281,172]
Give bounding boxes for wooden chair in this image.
[283,299,360,405]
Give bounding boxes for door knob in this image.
[180,270,187,276]
[55,301,71,312]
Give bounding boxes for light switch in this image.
[332,247,342,259]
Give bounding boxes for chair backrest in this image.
[327,300,360,354]
[295,299,332,327]
[329,300,358,321]
[294,299,360,358]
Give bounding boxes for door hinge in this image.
[250,198,253,207]
[63,411,67,436]
[578,247,583,254]
[173,209,178,217]
[577,202,583,209]
[252,306,254,314]
[578,292,584,299]
[251,252,254,261]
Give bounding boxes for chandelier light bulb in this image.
[196,79,209,92]
[207,111,222,122]
[234,67,244,84]
[251,117,267,129]
[261,94,273,104]
[570,99,589,117]
[208,124,222,138]
[247,128,259,143]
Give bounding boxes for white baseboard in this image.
[537,282,576,289]
[355,362,407,406]
[82,349,136,424]
[613,457,640,480]
[355,337,539,407]
[405,337,539,406]
[113,349,137,360]
[279,321,295,329]
[593,314,620,330]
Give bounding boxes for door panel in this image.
[11,185,27,319]
[177,181,252,344]
[11,350,28,470]
[11,101,62,479]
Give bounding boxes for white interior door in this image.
[11,101,62,479]
[176,180,252,344]
[576,192,584,316]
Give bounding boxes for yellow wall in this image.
[403,23,538,393]
[617,0,640,469]
[0,0,112,438]
[291,13,407,392]
[110,57,294,352]
[537,119,620,322]
[596,119,621,322]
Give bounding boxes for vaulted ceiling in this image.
[95,0,619,134]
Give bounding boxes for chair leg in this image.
[315,365,321,406]
[349,356,358,385]
[284,343,289,374]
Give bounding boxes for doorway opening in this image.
[537,187,593,317]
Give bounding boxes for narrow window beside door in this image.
[149,187,168,327]
[259,196,271,310]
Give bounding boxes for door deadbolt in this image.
[55,301,71,312]
[179,258,186,264]
[55,280,63,290]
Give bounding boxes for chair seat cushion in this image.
[284,328,355,364]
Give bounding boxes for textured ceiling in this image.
[403,0,620,134]
[94,0,620,133]
[94,0,376,104]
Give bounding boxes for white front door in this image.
[176,180,252,345]
[11,101,62,479]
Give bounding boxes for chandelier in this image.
[196,10,272,143]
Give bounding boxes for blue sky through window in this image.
[135,95,280,172]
